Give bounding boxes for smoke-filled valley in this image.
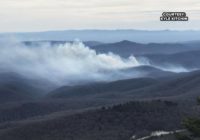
[0,39,198,85]
[0,40,147,85]
[0,37,200,140]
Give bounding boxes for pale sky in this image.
[0,0,200,32]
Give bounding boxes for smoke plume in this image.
[0,40,142,84]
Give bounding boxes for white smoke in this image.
[0,39,142,84]
[153,64,190,73]
[137,57,191,73]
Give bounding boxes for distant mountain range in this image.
[23,40,200,56]
[22,40,200,70]
[90,40,200,56]
[2,30,200,43]
[142,50,200,69]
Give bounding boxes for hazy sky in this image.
[0,0,200,32]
